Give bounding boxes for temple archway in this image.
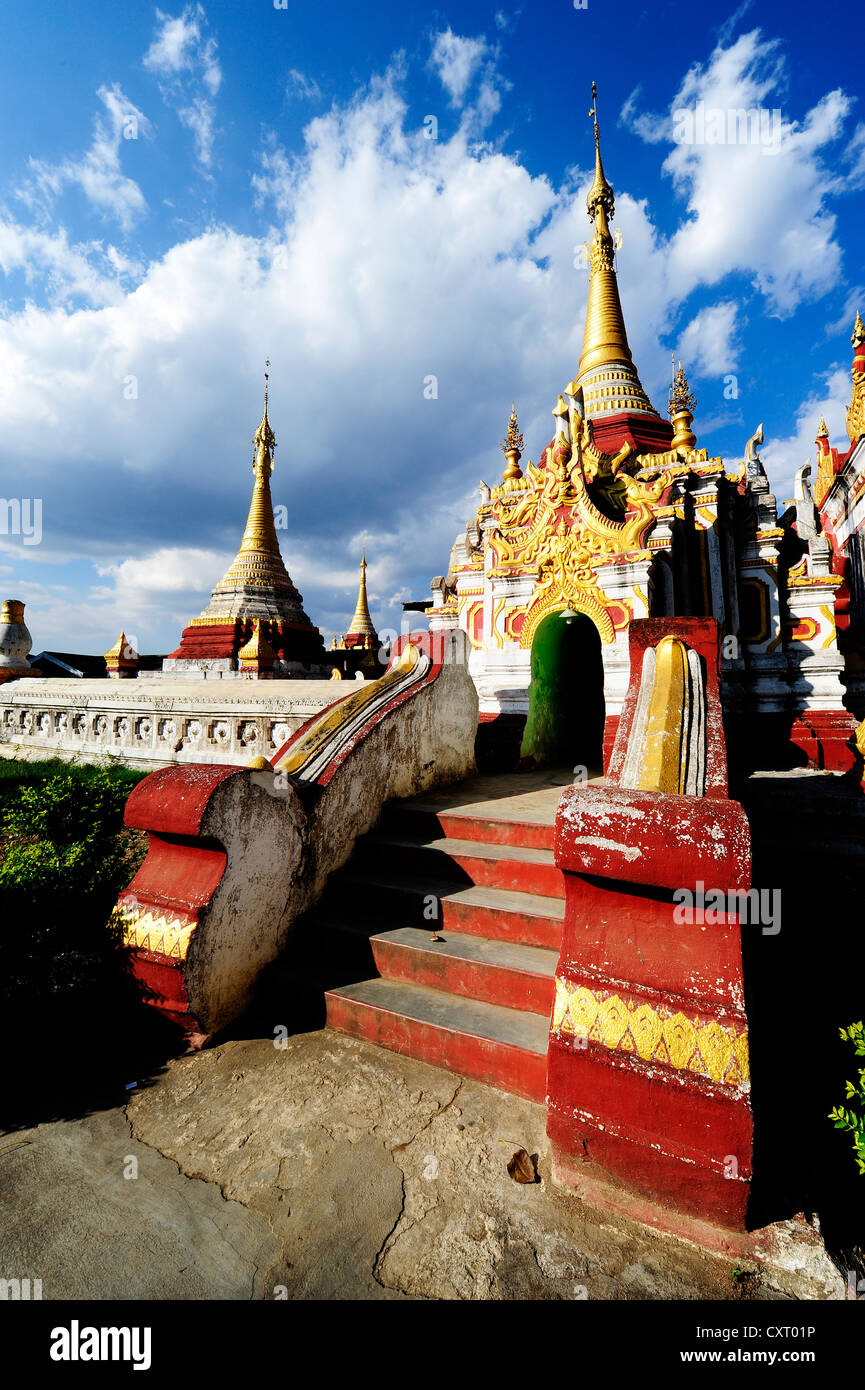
[520,610,605,771]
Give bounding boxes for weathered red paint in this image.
[371,936,555,1017]
[124,763,241,836]
[554,785,751,893]
[789,709,858,771]
[548,618,755,1233]
[358,837,564,899]
[324,989,547,1104]
[556,880,747,1008]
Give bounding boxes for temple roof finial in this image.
[500,404,524,455]
[586,81,615,223]
[499,403,524,483]
[254,358,276,473]
[853,311,865,350]
[668,360,697,419]
[668,359,698,452]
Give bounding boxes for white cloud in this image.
[628,29,853,315]
[763,366,852,497]
[144,4,221,167]
[17,85,151,231]
[847,122,865,189]
[620,87,670,145]
[143,4,220,88]
[97,546,230,595]
[286,69,322,104]
[0,217,138,305]
[430,29,488,107]
[675,301,740,376]
[177,96,216,167]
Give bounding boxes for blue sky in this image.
[0,0,862,654]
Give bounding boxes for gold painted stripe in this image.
[117,906,196,961]
[275,641,425,777]
[820,604,838,649]
[552,978,749,1089]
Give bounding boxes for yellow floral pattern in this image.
[552,977,749,1090]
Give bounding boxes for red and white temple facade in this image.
[428,101,864,777]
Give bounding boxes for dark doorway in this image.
[520,610,605,770]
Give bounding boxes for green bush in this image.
[0,761,146,1006]
[829,1021,865,1176]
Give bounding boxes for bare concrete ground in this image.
[0,1029,839,1301]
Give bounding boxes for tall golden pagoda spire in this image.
[344,552,378,648]
[211,360,300,604]
[575,84,660,424]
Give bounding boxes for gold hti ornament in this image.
[668,358,698,452]
[499,404,524,482]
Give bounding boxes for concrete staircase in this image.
[299,778,567,1102]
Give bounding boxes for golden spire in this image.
[212,362,299,600]
[499,404,524,481]
[852,311,865,349]
[575,85,658,426]
[345,552,378,645]
[668,359,698,452]
[586,81,615,223]
[817,417,829,438]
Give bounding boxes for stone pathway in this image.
[0,1028,822,1301]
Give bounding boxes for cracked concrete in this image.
[0,1027,817,1300]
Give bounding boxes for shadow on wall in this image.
[743,775,865,1266]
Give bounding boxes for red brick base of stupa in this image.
[167,617,325,666]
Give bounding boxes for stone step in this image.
[324,977,549,1103]
[353,833,564,899]
[326,873,565,949]
[368,927,557,1016]
[379,801,556,851]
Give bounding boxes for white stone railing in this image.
[0,677,356,769]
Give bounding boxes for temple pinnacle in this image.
[586,81,615,223]
[345,551,378,647]
[254,358,276,473]
[500,404,524,482]
[576,84,659,427]
[211,370,296,597]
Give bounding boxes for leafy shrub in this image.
[0,761,146,1006]
[829,1021,865,1176]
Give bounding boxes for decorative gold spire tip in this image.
[817,416,829,437]
[499,404,524,455]
[668,359,697,419]
[853,311,865,348]
[253,358,276,463]
[586,80,614,222]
